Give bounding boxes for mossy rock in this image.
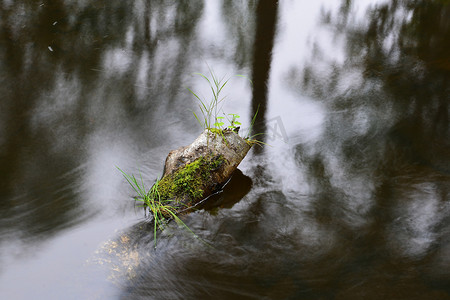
[158,153,225,209]
[158,129,252,214]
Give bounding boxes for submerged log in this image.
[156,129,252,214]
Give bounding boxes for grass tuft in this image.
[188,65,229,131]
[117,167,201,248]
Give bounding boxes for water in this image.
[0,1,449,299]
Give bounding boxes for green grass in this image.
[116,155,224,247]
[244,104,259,140]
[187,66,229,131]
[117,167,199,248]
[188,67,262,145]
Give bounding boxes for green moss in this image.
[209,154,224,170]
[156,154,225,205]
[208,127,223,135]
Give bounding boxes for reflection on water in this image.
[0,0,449,299]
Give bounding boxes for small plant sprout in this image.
[188,68,263,148]
[227,113,241,130]
[214,116,225,129]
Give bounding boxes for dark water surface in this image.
[1,1,449,299]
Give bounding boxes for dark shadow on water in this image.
[250,0,278,154]
[199,169,253,212]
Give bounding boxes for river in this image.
[0,1,449,299]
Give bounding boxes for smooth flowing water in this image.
[0,1,449,299]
